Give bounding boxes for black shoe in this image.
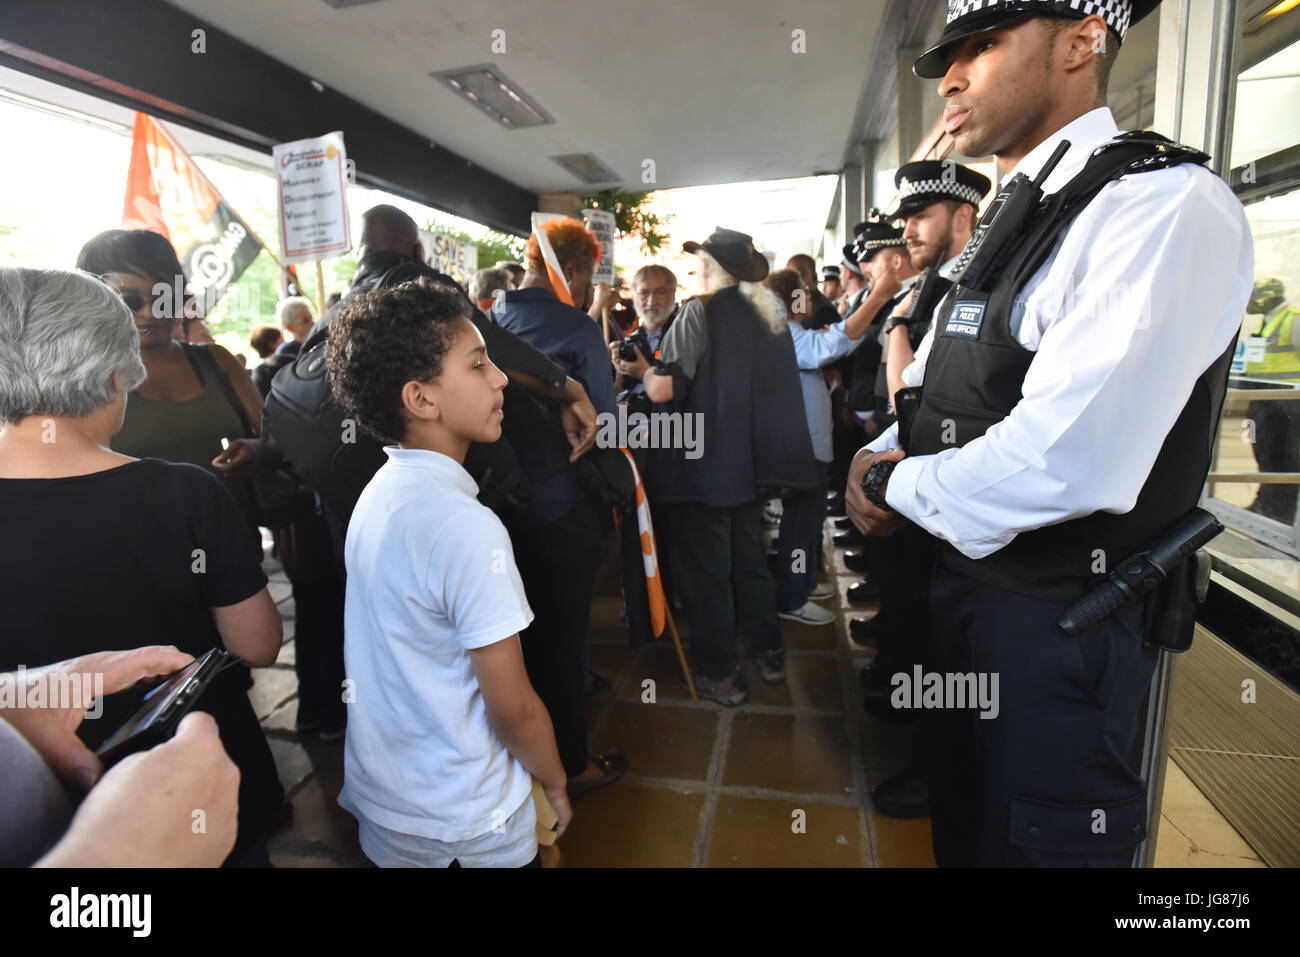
[871,770,931,819]
[846,579,881,604]
[750,649,786,685]
[857,651,896,688]
[833,529,864,548]
[833,516,854,531]
[842,549,870,573]
[847,616,889,655]
[849,614,888,645]
[864,684,914,723]
[827,495,846,518]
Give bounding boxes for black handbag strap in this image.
[189,344,257,439]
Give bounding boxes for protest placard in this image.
[272,131,351,264]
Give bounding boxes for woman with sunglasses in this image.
[76,229,265,551]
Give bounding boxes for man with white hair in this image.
[275,296,315,358]
[634,228,820,706]
[609,264,679,405]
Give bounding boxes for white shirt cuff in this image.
[865,422,901,454]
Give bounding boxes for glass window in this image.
[1205,6,1300,556]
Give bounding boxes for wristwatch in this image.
[860,460,896,512]
[881,315,912,337]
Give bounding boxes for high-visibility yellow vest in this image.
[1246,305,1300,380]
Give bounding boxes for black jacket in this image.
[310,252,569,393]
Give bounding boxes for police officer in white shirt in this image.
[821,265,844,307]
[837,239,871,318]
[845,0,1253,866]
[880,160,991,409]
[850,161,991,821]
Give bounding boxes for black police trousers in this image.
[925,559,1158,867]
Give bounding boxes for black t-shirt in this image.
[0,458,284,848]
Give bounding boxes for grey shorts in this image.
[355,796,538,868]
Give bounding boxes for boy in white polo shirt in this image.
[326,277,571,867]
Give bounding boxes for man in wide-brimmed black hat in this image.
[846,0,1254,867]
[622,227,820,706]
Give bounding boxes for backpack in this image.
[262,269,536,530]
[262,335,388,529]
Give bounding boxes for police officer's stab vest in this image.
[898,134,1235,601]
[1245,305,1300,381]
[873,269,955,426]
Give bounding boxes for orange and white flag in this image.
[619,449,666,638]
[529,212,574,307]
[122,112,262,313]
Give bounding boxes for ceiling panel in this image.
[163,0,886,193]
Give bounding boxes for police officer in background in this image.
[1243,278,1300,523]
[879,160,991,406]
[837,235,871,318]
[846,0,1253,866]
[821,265,844,308]
[839,221,916,619]
[827,230,878,512]
[846,161,991,820]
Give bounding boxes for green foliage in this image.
[578,189,669,254]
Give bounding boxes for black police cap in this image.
[914,0,1162,80]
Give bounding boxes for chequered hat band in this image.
[897,177,986,207]
[859,238,906,254]
[945,0,1133,41]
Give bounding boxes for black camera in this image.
[618,330,651,363]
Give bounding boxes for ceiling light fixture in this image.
[432,65,553,129]
[549,152,620,185]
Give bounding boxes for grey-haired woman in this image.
[0,266,285,865]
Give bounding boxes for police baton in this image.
[1057,509,1224,636]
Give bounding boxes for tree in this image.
[578,189,669,254]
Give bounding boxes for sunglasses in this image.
[118,290,149,314]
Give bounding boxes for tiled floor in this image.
[255,516,1268,868]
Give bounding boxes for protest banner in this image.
[272,131,352,266]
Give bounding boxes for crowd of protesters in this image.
[0,194,957,867]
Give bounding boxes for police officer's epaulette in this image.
[1040,132,1212,232]
[1090,130,1211,178]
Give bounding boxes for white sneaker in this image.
[762,500,784,528]
[808,582,835,601]
[778,601,835,626]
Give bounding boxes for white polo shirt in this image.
[338,446,535,842]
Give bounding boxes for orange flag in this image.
[619,449,666,638]
[122,113,262,313]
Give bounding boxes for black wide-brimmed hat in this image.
[890,160,992,219]
[914,0,1162,80]
[683,227,769,282]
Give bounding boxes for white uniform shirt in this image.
[339,446,535,842]
[866,107,1254,559]
[900,253,963,389]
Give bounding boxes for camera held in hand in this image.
[618,329,651,364]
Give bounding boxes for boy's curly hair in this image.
[326,277,471,444]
